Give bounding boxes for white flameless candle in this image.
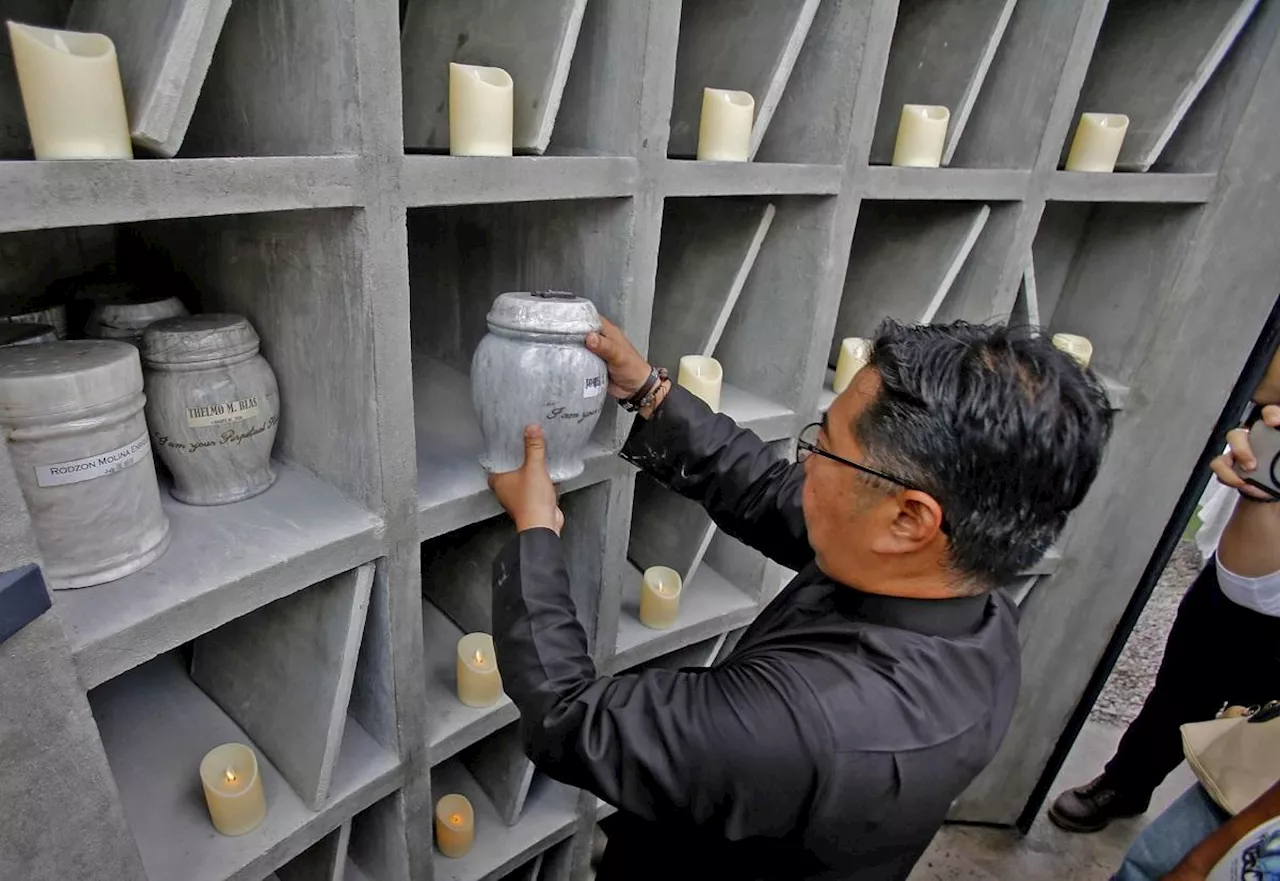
[697,88,753,162]
[435,793,475,858]
[832,337,872,395]
[892,105,949,168]
[7,22,132,160]
[1052,333,1093,368]
[639,566,682,630]
[677,355,723,412]
[1064,113,1129,173]
[199,743,267,836]
[456,632,502,708]
[448,62,513,157]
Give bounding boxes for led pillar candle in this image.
[1064,113,1129,173]
[696,88,753,162]
[677,355,723,413]
[639,566,682,630]
[435,793,475,858]
[448,62,513,157]
[832,337,872,395]
[456,632,502,708]
[199,743,267,836]
[1052,333,1093,368]
[892,105,949,168]
[7,22,132,160]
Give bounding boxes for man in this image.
[488,318,1114,880]
[1050,346,1280,836]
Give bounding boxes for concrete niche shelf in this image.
[401,0,587,155]
[1066,0,1262,172]
[3,2,1280,878]
[870,0,1018,167]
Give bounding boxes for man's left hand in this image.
[488,424,565,535]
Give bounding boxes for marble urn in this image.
[141,314,280,505]
[85,291,188,346]
[471,291,608,482]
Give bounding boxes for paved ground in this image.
[909,542,1203,881]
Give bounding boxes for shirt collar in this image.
[798,563,993,637]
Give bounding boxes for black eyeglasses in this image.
[796,421,950,533]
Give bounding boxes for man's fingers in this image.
[523,424,547,468]
[1227,427,1256,471]
[585,328,618,363]
[1210,454,1246,489]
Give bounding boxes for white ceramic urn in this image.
[85,291,188,346]
[471,291,608,482]
[141,314,280,506]
[0,341,170,588]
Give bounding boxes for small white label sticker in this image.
[187,396,261,428]
[583,375,604,398]
[35,434,150,487]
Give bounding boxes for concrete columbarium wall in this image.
[1,1,1279,879]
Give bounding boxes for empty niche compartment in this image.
[656,196,834,434]
[401,0,587,155]
[0,0,359,157]
[618,498,769,670]
[430,748,579,881]
[408,199,632,537]
[1,211,385,691]
[667,0,820,160]
[823,200,1019,409]
[1064,0,1263,172]
[945,1,1085,169]
[421,481,614,759]
[870,0,1018,166]
[86,563,400,881]
[1029,200,1206,399]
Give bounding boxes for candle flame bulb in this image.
[224,767,237,784]
[474,650,485,665]
[450,813,462,825]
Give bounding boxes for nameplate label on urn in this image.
[34,433,151,488]
[583,375,604,398]
[186,396,262,428]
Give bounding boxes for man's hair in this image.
[857,320,1114,589]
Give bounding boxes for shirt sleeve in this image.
[621,384,812,571]
[492,527,820,839]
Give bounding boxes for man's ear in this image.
[869,490,944,554]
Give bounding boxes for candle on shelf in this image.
[639,566,683,630]
[1064,113,1129,173]
[435,793,475,858]
[456,632,502,708]
[7,22,131,160]
[892,105,949,168]
[449,62,513,157]
[1052,333,1093,369]
[677,355,723,413]
[832,337,872,395]
[199,743,266,836]
[697,88,753,162]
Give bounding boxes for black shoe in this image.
[1047,775,1151,833]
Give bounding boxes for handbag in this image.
[1182,700,1280,815]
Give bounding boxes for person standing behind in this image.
[487,318,1114,880]
[1049,348,1280,834]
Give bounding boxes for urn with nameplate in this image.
[471,291,608,482]
[141,314,279,506]
[0,341,171,588]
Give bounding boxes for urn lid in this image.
[142,313,261,366]
[0,322,57,347]
[0,340,142,418]
[86,292,189,338]
[485,291,601,337]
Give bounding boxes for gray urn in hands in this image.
[471,291,608,482]
[142,314,280,505]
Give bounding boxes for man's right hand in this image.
[585,316,653,400]
[1210,403,1280,499]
